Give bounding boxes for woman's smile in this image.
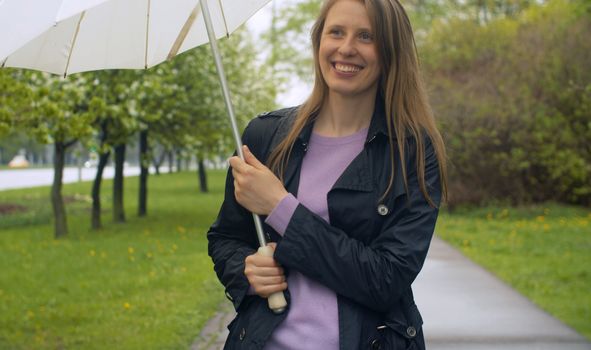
[332,61,363,74]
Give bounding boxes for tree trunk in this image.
[197,157,208,193]
[92,124,110,230]
[138,130,149,217]
[113,143,126,223]
[51,141,68,238]
[176,149,182,172]
[168,151,174,174]
[152,148,166,176]
[91,151,110,230]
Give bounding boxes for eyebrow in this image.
[325,24,373,32]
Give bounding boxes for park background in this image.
[0,0,589,348]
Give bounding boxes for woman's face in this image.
[318,0,380,99]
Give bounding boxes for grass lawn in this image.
[436,204,591,339]
[1,169,590,347]
[0,170,228,349]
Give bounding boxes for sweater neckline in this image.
[310,127,369,146]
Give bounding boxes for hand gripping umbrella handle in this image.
[258,245,288,313]
[199,0,287,314]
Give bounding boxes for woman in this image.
[207,0,447,348]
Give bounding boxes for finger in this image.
[248,266,284,277]
[256,282,288,298]
[228,156,249,173]
[253,274,286,286]
[243,145,265,169]
[247,254,281,268]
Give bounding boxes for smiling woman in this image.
[207,0,448,349]
[318,1,380,102]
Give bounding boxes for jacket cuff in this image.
[265,193,299,236]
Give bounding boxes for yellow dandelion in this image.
[172,244,178,251]
[536,216,545,222]
[180,267,187,273]
[89,250,96,257]
[101,252,107,259]
[463,239,471,247]
[486,213,493,220]
[149,271,156,277]
[124,302,131,310]
[177,226,186,234]
[128,247,134,254]
[488,239,496,245]
[27,310,35,319]
[543,224,550,231]
[147,252,153,259]
[143,229,151,236]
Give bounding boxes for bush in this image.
[422,0,591,207]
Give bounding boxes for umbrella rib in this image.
[217,0,230,38]
[64,11,86,78]
[145,0,151,69]
[167,4,202,60]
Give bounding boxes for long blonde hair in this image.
[268,0,447,206]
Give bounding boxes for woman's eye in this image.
[329,28,343,36]
[359,32,373,42]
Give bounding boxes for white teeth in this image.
[335,63,361,73]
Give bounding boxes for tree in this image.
[87,70,139,228]
[17,72,95,238]
[421,0,591,206]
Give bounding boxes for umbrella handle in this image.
[258,245,288,314]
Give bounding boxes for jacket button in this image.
[406,326,417,338]
[377,204,389,216]
[370,339,381,349]
[239,327,246,341]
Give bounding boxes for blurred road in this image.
[0,166,148,191]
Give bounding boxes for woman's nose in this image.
[338,36,357,56]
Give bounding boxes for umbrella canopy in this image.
[0,0,110,63]
[1,0,269,76]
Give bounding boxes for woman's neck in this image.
[314,91,376,137]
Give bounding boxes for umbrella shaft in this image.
[199,0,268,248]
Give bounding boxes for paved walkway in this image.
[191,236,591,350]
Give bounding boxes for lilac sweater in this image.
[262,127,368,350]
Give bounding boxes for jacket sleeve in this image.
[274,137,442,313]
[207,119,270,312]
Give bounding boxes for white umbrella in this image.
[1,0,269,75]
[0,0,110,63]
[0,0,286,313]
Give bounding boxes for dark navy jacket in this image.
[207,100,441,349]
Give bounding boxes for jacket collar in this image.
[295,96,390,146]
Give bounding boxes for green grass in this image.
[0,171,228,349]
[437,203,591,340]
[1,171,590,347]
